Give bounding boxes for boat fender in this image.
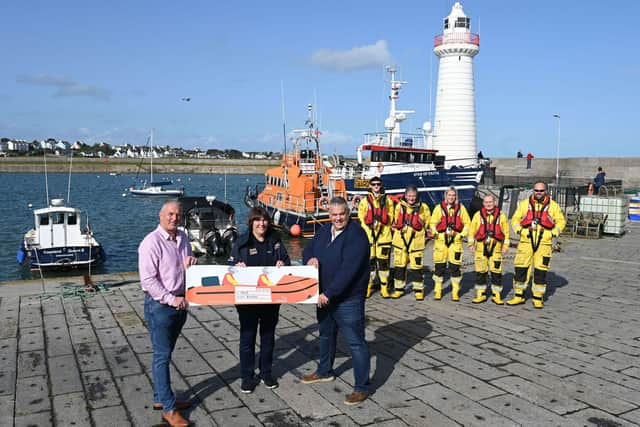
[319,196,330,211]
[588,183,594,196]
[377,162,384,173]
[273,210,281,225]
[16,247,26,264]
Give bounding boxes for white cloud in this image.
[310,40,392,71]
[16,74,111,101]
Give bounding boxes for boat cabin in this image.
[32,200,85,248]
[364,145,445,167]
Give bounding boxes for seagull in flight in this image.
[181,97,191,102]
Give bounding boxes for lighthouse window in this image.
[455,17,470,28]
[444,18,449,29]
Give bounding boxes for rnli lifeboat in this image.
[244,104,348,238]
[186,272,319,305]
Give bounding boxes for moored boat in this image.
[178,195,237,257]
[17,198,105,271]
[245,104,348,237]
[329,67,482,210]
[129,129,184,197]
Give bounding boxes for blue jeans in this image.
[236,304,280,380]
[317,298,370,392]
[144,295,187,412]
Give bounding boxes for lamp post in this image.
[553,114,560,188]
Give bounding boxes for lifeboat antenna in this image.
[280,80,287,157]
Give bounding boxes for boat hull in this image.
[344,167,482,209]
[21,245,106,271]
[129,188,184,197]
[256,202,333,238]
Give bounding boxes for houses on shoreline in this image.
[0,137,280,160]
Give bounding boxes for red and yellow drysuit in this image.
[358,191,395,297]
[508,195,565,308]
[429,202,470,301]
[468,208,510,304]
[391,199,431,299]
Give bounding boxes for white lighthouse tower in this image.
[431,2,480,167]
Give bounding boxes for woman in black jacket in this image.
[229,206,290,393]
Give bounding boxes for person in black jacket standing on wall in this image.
[229,206,290,393]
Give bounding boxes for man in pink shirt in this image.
[139,200,197,427]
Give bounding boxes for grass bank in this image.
[0,156,279,174]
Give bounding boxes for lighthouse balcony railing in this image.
[434,33,480,47]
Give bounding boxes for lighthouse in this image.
[431,2,480,168]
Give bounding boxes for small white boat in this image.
[129,181,184,197]
[129,129,184,197]
[17,199,105,271]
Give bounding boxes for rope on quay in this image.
[38,273,113,301]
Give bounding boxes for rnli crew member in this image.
[507,182,565,309]
[429,187,471,301]
[391,186,431,300]
[228,206,291,393]
[357,176,395,298]
[467,194,510,304]
[139,200,197,427]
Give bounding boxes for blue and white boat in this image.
[17,198,105,271]
[329,67,482,210]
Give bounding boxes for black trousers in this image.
[235,304,280,380]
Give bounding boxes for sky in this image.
[1,0,639,158]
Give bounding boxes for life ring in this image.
[377,162,384,173]
[319,196,330,211]
[350,195,362,210]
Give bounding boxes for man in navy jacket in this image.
[300,196,371,405]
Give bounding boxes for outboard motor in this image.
[221,227,238,255]
[205,230,224,257]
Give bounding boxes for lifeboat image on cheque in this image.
[185,265,318,306]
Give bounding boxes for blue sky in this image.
[1,0,638,158]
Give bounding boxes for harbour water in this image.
[0,173,306,282]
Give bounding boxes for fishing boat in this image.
[329,67,482,210]
[244,104,348,237]
[178,195,237,257]
[17,152,105,271]
[17,199,105,271]
[129,129,184,197]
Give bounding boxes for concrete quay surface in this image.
[1,222,640,426]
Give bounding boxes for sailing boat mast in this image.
[149,129,154,184]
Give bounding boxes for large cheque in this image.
[185,265,318,306]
